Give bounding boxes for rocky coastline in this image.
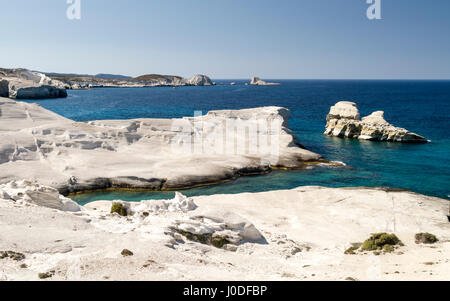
[0,67,287,101]
[0,68,216,99]
[0,88,447,282]
[0,68,67,99]
[0,97,324,196]
[49,73,215,90]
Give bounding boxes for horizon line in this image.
[5,67,450,81]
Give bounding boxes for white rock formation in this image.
[0,98,324,195]
[0,186,448,280]
[250,77,280,86]
[0,180,80,212]
[167,208,264,249]
[187,74,214,86]
[133,192,197,214]
[0,68,67,99]
[327,101,361,120]
[324,101,428,143]
[361,111,390,125]
[48,73,216,89]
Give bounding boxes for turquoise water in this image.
[22,80,450,204]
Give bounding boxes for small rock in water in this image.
[324,101,428,143]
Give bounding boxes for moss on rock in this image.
[172,228,231,249]
[415,233,438,244]
[174,228,212,245]
[211,235,231,249]
[111,202,127,216]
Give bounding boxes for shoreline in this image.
[1,97,449,281]
[64,160,332,197]
[0,98,325,195]
[71,183,450,206]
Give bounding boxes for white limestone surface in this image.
[0,183,448,281]
[0,98,324,195]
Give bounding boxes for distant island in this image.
[0,68,285,100]
[250,76,281,86]
[0,68,215,99]
[51,73,215,90]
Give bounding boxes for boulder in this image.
[10,84,68,99]
[0,80,9,97]
[167,208,264,249]
[0,180,81,212]
[326,101,360,121]
[0,68,67,99]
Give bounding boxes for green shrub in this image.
[38,270,55,279]
[172,228,230,249]
[0,251,25,261]
[121,249,134,257]
[344,246,359,255]
[361,233,401,251]
[111,202,127,216]
[415,233,438,244]
[382,245,395,253]
[211,235,230,248]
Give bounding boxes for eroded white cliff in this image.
[0,68,67,99]
[0,98,324,194]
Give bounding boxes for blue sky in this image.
[1,0,449,79]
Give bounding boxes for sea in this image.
[21,80,450,205]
